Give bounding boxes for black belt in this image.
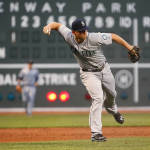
[82,68,102,72]
[82,65,105,72]
[82,62,106,72]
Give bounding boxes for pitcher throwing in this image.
[43,18,140,142]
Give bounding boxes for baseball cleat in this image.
[91,134,107,142]
[113,112,124,124]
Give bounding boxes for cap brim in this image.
[73,26,88,31]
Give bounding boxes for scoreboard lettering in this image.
[1,1,150,28]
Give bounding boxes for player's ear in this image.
[72,30,75,34]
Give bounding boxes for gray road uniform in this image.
[18,66,39,115]
[58,25,118,136]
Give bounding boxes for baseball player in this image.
[16,61,39,116]
[43,18,140,142]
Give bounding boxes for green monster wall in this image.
[0,0,150,108]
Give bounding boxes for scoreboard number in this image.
[11,15,41,28]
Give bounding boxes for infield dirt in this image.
[0,126,150,142]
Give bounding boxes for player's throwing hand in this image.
[43,25,51,35]
[43,22,62,36]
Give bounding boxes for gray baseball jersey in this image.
[18,67,39,86]
[58,25,112,69]
[18,66,39,115]
[58,25,118,136]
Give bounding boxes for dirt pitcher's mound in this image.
[0,127,150,143]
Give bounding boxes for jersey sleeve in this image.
[35,69,39,82]
[18,69,24,80]
[58,25,72,42]
[98,33,112,45]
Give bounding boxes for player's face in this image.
[72,30,87,43]
[28,64,32,70]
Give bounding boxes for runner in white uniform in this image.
[43,18,134,142]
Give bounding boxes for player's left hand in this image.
[16,85,22,93]
[128,46,140,63]
[43,25,51,35]
[34,82,38,86]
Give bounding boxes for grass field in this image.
[0,138,150,150]
[0,113,150,128]
[0,112,150,150]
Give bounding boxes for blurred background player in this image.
[16,60,39,116]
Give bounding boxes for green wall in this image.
[0,0,150,107]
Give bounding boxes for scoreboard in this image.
[0,0,150,63]
[0,0,150,108]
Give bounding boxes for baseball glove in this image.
[128,46,140,63]
[16,85,22,93]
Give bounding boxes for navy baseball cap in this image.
[28,60,34,64]
[71,18,87,32]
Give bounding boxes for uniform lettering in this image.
[81,50,95,57]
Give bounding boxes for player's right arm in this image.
[43,22,62,35]
[43,22,71,41]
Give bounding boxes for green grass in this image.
[103,113,150,127]
[0,113,88,128]
[0,113,150,128]
[0,113,150,150]
[0,137,150,150]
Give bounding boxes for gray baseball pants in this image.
[22,86,36,115]
[80,63,118,135]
